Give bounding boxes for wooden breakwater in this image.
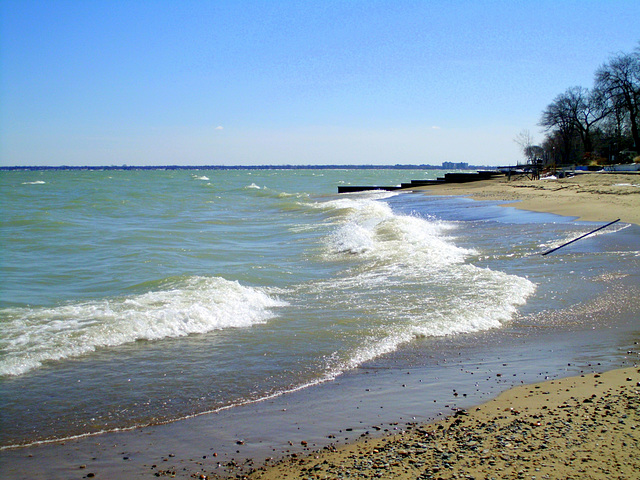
[337,171,502,193]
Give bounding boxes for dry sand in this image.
[249,367,640,480]
[415,172,640,226]
[241,172,640,480]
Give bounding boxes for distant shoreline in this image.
[0,164,489,172]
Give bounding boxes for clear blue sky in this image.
[1,0,639,166]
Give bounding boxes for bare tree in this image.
[542,132,563,166]
[566,86,611,154]
[540,92,577,164]
[513,129,535,163]
[539,86,610,162]
[525,145,544,162]
[595,50,640,151]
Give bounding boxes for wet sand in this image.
[251,367,640,480]
[415,172,640,226]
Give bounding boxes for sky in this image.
[1,0,639,167]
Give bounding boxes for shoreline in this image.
[247,173,640,479]
[414,172,640,226]
[2,172,638,479]
[251,366,640,479]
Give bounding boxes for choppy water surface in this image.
[1,168,638,447]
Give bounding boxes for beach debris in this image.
[541,219,620,256]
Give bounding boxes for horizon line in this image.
[1,162,487,171]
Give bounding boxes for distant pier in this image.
[337,171,502,193]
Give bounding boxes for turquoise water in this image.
[1,168,638,447]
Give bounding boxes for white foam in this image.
[320,195,471,267]
[310,194,536,375]
[334,265,536,373]
[0,276,286,376]
[21,180,46,185]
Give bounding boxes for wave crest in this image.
[0,276,286,376]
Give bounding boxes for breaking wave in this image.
[0,276,286,376]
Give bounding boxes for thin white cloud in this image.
[215,126,224,130]
[431,126,441,130]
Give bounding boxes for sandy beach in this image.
[415,172,640,226]
[250,367,640,480]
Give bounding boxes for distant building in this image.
[442,161,469,169]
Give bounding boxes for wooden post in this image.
[541,219,621,256]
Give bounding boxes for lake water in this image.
[1,168,639,451]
